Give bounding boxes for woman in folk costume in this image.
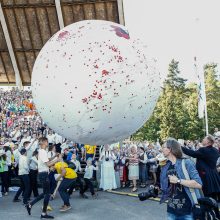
[99,145,117,191]
[128,145,139,192]
[113,146,121,188]
[119,146,128,188]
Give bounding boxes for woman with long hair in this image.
[161,138,202,220]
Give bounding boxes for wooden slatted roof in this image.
[0,0,123,86]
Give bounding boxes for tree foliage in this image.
[132,60,220,141]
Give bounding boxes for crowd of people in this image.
[1,88,220,219]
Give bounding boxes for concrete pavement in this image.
[0,191,166,220]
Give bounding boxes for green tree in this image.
[132,110,160,142]
[156,59,188,140]
[132,61,220,142]
[204,63,220,132]
[183,83,204,139]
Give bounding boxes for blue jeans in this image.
[167,213,193,220]
[30,172,50,213]
[58,178,75,206]
[49,171,57,194]
[14,174,30,204]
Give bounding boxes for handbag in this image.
[181,159,220,220]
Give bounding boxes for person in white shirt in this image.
[68,153,88,198]
[19,131,32,149]
[70,153,82,173]
[99,145,117,191]
[47,131,55,145]
[26,137,60,219]
[13,148,30,205]
[81,158,98,198]
[54,133,63,145]
[10,125,21,143]
[4,137,14,149]
[29,150,39,198]
[60,140,69,154]
[47,145,56,160]
[4,146,12,187]
[214,128,220,138]
[27,133,39,159]
[12,143,20,165]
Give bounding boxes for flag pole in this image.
[203,79,209,135]
[200,59,209,135]
[194,57,209,135]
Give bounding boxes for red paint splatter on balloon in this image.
[94,64,99,69]
[102,70,109,76]
[98,94,102,99]
[118,56,123,62]
[110,25,130,40]
[57,31,70,41]
[82,98,87,103]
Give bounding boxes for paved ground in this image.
[0,191,166,220]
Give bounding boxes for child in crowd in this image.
[82,158,98,198]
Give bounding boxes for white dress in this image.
[99,151,117,190]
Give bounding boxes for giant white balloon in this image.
[32,20,161,145]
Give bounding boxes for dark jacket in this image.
[182,146,220,195]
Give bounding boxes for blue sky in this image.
[123,0,220,83]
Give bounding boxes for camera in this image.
[105,158,109,161]
[138,185,159,201]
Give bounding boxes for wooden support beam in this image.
[117,0,125,25]
[55,0,64,29]
[0,2,22,88]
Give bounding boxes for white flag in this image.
[195,57,205,119]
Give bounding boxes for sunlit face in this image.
[162,143,171,158]
[202,137,211,147]
[131,146,136,153]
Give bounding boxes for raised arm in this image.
[181,147,204,159]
